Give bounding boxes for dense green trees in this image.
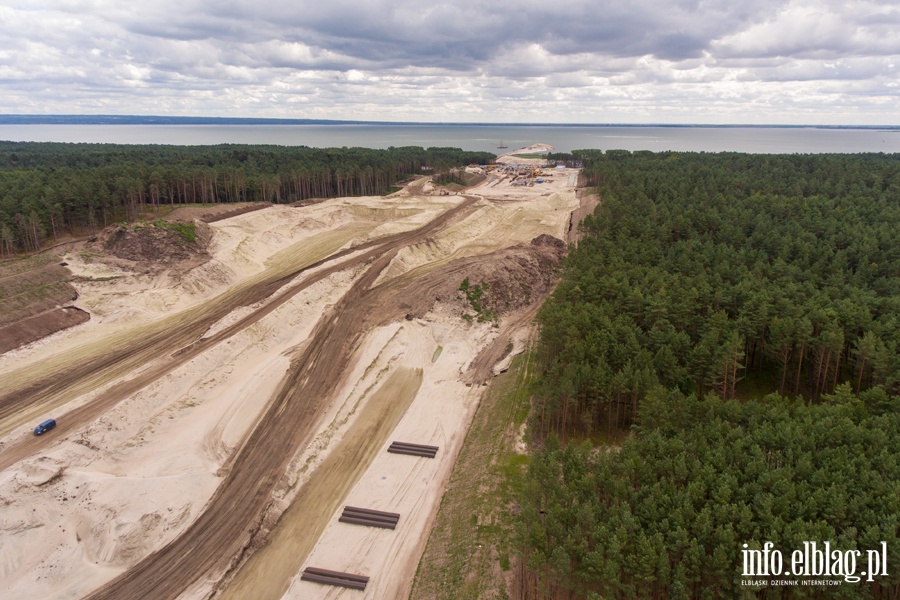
[517,151,899,598]
[0,142,493,255]
[534,151,898,436]
[517,388,900,598]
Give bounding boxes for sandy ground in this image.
[0,152,582,600]
[495,143,555,165]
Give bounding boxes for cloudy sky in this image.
[1,0,898,124]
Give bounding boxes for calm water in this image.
[1,124,898,154]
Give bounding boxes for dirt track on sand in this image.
[0,199,473,448]
[0,163,585,600]
[218,367,423,600]
[85,238,417,600]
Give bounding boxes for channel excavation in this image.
[84,197,480,600]
[0,197,477,470]
[0,162,580,598]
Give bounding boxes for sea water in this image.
[0,123,898,154]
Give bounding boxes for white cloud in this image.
[0,0,897,123]
[714,0,900,58]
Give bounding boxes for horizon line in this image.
[1,114,898,129]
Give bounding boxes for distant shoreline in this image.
[0,115,897,130]
[4,121,897,154]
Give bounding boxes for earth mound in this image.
[0,254,88,354]
[376,234,567,324]
[91,219,211,265]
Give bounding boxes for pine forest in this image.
[0,142,494,255]
[517,151,899,599]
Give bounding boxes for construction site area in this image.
[470,162,578,189]
[0,144,592,599]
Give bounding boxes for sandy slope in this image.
[0,159,581,600]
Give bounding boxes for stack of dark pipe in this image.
[386,441,438,458]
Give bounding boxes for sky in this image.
[0,0,898,124]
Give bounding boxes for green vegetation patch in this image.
[459,277,497,323]
[124,219,196,242]
[409,348,537,600]
[167,221,197,242]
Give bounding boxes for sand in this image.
[0,154,582,600]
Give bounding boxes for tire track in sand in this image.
[218,367,423,600]
[83,197,479,600]
[0,199,476,470]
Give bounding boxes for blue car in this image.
[33,419,56,435]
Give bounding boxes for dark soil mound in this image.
[0,306,89,354]
[0,254,87,354]
[92,220,210,264]
[376,234,567,324]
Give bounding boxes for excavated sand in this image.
[0,161,581,600]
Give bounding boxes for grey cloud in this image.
[93,0,779,69]
[0,0,897,123]
[713,1,900,59]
